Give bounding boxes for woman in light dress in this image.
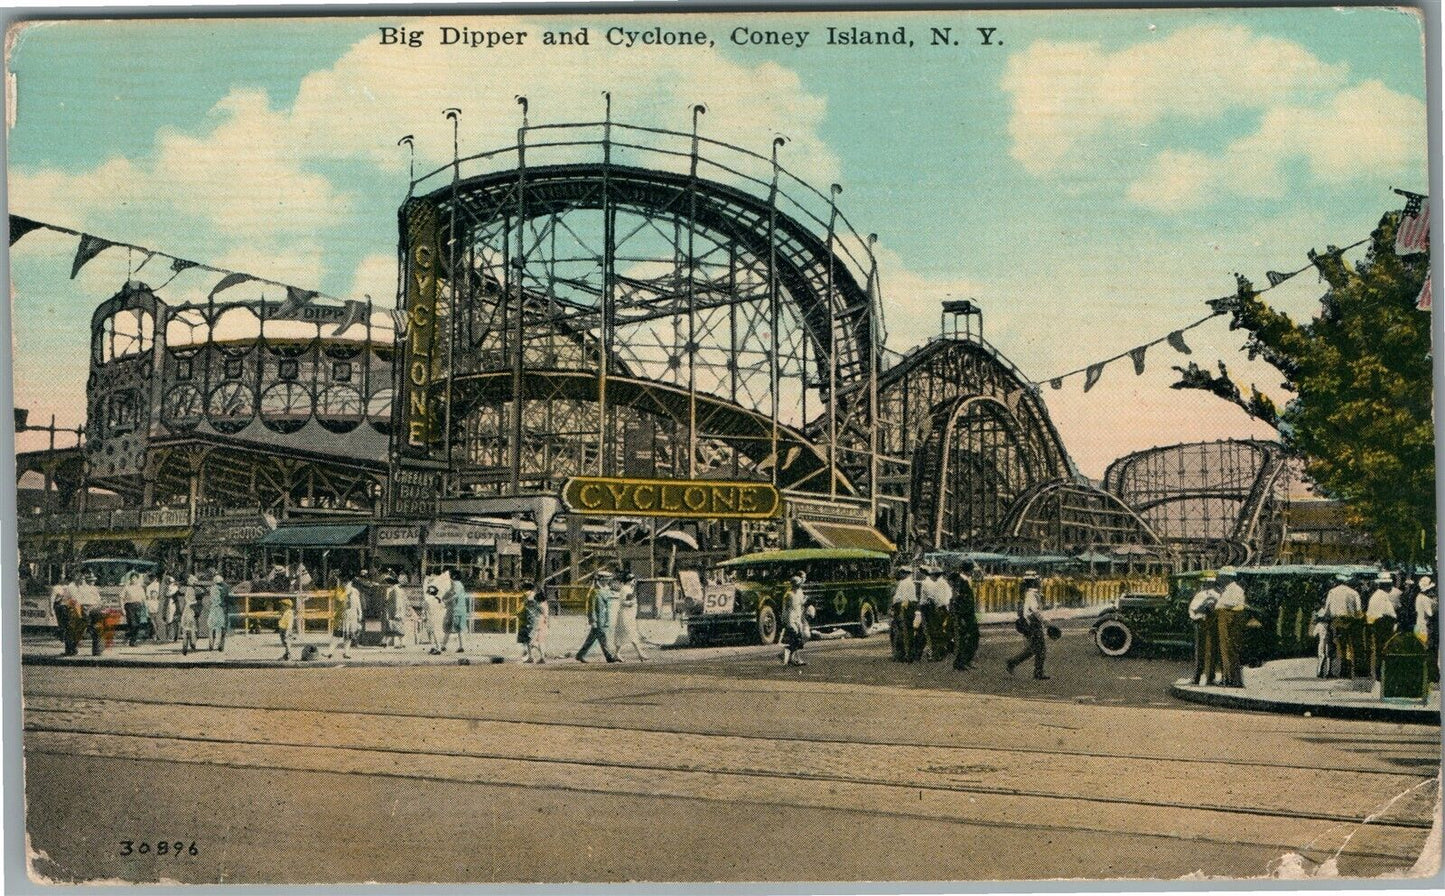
[422,574,448,654]
[179,575,201,655]
[521,582,548,663]
[612,571,648,662]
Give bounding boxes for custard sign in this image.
[561,476,781,520]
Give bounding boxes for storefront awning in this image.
[797,520,896,553]
[256,523,368,548]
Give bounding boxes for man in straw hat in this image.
[1006,571,1050,680]
[1323,572,1364,679]
[1364,570,1401,680]
[1214,568,1248,688]
[1188,572,1220,686]
[577,568,620,663]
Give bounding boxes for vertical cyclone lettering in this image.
[402,200,442,453]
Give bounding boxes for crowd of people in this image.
[1312,570,1437,681]
[1186,567,1439,688]
[885,560,1001,675]
[51,569,234,656]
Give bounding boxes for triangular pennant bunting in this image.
[1048,378,1062,390]
[331,299,369,336]
[1265,270,1296,288]
[9,215,45,245]
[70,233,115,278]
[1128,345,1148,375]
[171,257,198,273]
[1083,363,1105,393]
[278,285,319,317]
[208,271,254,299]
[1166,330,1192,355]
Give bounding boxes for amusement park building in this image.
[15,121,1345,585]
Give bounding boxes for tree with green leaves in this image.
[1175,210,1433,561]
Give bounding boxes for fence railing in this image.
[973,576,1168,615]
[235,589,525,636]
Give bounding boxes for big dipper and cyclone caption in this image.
[377,24,1002,49]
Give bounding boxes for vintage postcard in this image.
[4,3,1440,888]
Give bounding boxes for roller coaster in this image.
[20,115,1305,579]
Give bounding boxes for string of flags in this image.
[1038,190,1430,391]
[7,214,381,336]
[1040,239,1369,392]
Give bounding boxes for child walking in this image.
[277,598,295,661]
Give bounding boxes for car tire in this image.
[855,603,876,638]
[756,603,780,645]
[1094,619,1133,657]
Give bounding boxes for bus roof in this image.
[717,548,892,568]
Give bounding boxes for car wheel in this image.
[756,604,780,645]
[855,603,876,638]
[1094,619,1133,657]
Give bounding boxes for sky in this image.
[5,7,1431,476]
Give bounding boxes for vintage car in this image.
[685,547,894,645]
[1091,565,1381,662]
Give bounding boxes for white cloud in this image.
[873,246,986,351]
[9,16,839,296]
[1128,80,1427,210]
[1001,24,1349,177]
[346,252,399,305]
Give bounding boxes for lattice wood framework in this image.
[844,337,1074,550]
[1102,439,1289,567]
[398,122,881,502]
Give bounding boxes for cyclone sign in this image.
[561,476,781,520]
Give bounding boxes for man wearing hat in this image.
[577,568,620,663]
[889,564,923,663]
[1365,571,1401,680]
[1006,571,1050,679]
[1322,572,1363,678]
[1188,573,1220,686]
[920,565,953,661]
[948,561,981,671]
[1213,568,1248,687]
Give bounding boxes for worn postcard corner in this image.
[5,2,1440,889]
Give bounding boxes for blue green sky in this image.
[6,8,1429,474]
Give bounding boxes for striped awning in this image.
[255,523,368,548]
[797,519,896,553]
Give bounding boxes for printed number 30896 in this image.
[119,841,198,856]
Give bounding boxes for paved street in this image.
[21,621,1441,884]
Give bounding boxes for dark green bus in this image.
[687,548,894,646]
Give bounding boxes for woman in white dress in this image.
[613,572,647,662]
[422,576,447,654]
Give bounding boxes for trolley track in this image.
[23,716,1435,835]
[22,690,1437,780]
[21,672,1439,879]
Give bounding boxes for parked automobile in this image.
[1090,565,1382,663]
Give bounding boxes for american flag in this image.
[1417,270,1432,312]
[1396,193,1430,255]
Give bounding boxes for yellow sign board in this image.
[561,476,781,519]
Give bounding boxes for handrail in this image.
[408,120,880,306]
